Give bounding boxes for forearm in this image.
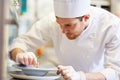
[9,48,25,61]
[85,72,106,80]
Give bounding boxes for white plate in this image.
[13,64,57,71]
[13,64,58,76]
[9,71,61,80]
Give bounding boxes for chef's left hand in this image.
[57,65,86,80]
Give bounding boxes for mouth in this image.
[65,33,77,40]
[66,33,74,38]
[66,33,72,36]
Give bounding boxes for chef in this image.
[9,0,120,80]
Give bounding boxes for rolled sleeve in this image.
[100,68,119,80]
[9,17,53,53]
[100,22,120,80]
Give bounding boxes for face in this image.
[56,17,87,40]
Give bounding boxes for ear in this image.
[83,14,90,21]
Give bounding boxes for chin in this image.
[67,36,77,40]
[65,34,78,40]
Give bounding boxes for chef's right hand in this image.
[16,52,37,66]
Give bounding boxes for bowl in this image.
[13,64,57,76]
[22,68,48,76]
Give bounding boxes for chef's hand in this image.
[16,52,37,66]
[57,65,86,80]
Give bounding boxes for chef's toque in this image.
[54,0,91,18]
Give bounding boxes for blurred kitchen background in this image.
[0,0,120,79]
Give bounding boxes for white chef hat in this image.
[54,0,91,18]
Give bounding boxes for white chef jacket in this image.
[10,6,120,80]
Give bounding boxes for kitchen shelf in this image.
[91,0,110,11]
[91,0,110,7]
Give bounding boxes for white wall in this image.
[110,0,120,15]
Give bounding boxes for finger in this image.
[62,69,72,80]
[31,52,37,65]
[66,78,72,80]
[23,55,28,65]
[25,52,37,66]
[57,68,62,74]
[65,77,71,80]
[58,65,69,76]
[58,65,68,72]
[57,70,60,75]
[58,65,64,69]
[61,68,69,76]
[18,55,25,64]
[32,58,37,66]
[16,54,23,63]
[63,72,72,79]
[28,55,33,65]
[57,65,64,75]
